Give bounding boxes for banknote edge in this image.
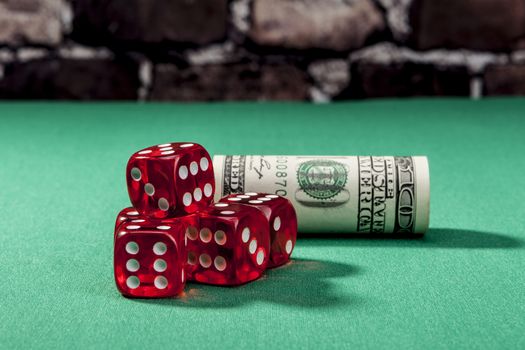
[413,156,430,233]
[212,155,225,202]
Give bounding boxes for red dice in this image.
[115,207,141,232]
[114,218,187,298]
[186,203,270,285]
[220,193,297,268]
[126,142,215,219]
[117,143,298,298]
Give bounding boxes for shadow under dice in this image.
[126,142,215,218]
[220,193,297,268]
[186,203,270,286]
[114,222,187,298]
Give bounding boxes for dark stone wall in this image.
[0,0,524,101]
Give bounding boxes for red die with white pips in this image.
[219,193,297,268]
[114,217,188,298]
[126,142,215,219]
[115,207,142,232]
[186,203,270,286]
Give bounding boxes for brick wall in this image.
[0,0,524,101]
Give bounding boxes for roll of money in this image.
[213,155,430,234]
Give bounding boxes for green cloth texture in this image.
[0,99,524,349]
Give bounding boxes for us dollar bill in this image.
[213,155,430,234]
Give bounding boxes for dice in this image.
[116,142,298,298]
[114,218,187,298]
[115,207,141,232]
[186,203,270,285]
[220,193,297,268]
[126,142,215,219]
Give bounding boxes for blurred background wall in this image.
[0,0,524,101]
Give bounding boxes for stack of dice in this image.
[114,143,298,298]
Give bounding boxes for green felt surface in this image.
[0,99,524,349]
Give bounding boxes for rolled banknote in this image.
[213,155,429,234]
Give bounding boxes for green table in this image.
[1,99,524,349]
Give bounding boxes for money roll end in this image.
[413,156,430,234]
